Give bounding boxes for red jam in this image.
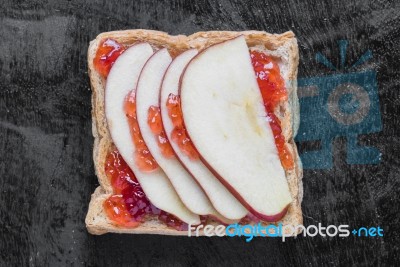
[93,39,125,77]
[250,51,294,170]
[103,150,155,226]
[125,92,158,172]
[103,150,187,230]
[104,195,140,228]
[166,93,200,160]
[158,211,188,231]
[148,106,175,158]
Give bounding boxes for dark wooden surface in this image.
[0,0,399,266]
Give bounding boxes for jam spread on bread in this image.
[103,150,154,227]
[125,92,159,172]
[166,93,200,160]
[100,38,293,228]
[250,51,294,170]
[93,39,125,77]
[148,105,175,158]
[104,150,187,230]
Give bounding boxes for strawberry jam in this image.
[166,93,200,160]
[104,150,187,230]
[125,92,158,172]
[158,211,188,231]
[103,150,155,226]
[148,105,175,158]
[103,195,140,228]
[250,51,294,170]
[93,39,125,77]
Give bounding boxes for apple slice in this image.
[180,36,292,221]
[135,48,228,220]
[160,49,248,220]
[105,43,199,225]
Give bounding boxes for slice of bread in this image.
[86,30,303,235]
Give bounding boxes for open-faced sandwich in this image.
[85,30,303,236]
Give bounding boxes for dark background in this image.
[1,0,399,266]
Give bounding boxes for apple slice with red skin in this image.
[105,43,199,225]
[180,36,292,222]
[160,49,248,220]
[135,48,232,222]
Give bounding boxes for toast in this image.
[86,30,303,236]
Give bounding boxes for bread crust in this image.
[86,29,303,235]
